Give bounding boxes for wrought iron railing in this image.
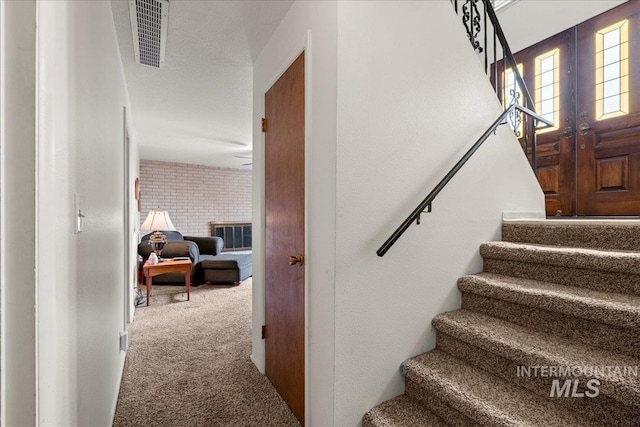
[454,0,543,162]
[377,0,552,257]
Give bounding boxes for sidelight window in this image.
[595,19,629,120]
[534,49,560,132]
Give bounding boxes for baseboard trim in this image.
[109,349,127,426]
[250,353,265,374]
[502,211,546,221]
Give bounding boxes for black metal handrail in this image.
[483,0,533,109]
[377,103,552,257]
[376,0,550,256]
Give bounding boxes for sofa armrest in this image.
[138,240,200,262]
[184,236,224,256]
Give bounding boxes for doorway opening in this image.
[495,1,640,216]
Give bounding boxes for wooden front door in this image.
[264,52,305,425]
[506,29,577,216]
[498,1,640,216]
[576,1,640,215]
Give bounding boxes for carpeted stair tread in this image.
[458,273,640,329]
[406,350,599,427]
[502,221,640,251]
[363,395,449,427]
[433,309,640,406]
[365,221,640,425]
[461,291,640,358]
[480,241,640,275]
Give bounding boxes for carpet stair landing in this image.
[364,221,640,427]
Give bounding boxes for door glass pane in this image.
[603,45,621,64]
[603,63,620,81]
[540,56,554,73]
[540,70,554,87]
[534,48,560,133]
[603,28,620,49]
[603,79,620,98]
[540,85,554,101]
[595,19,629,120]
[603,95,621,114]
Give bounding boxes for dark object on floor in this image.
[134,289,146,307]
[138,231,252,285]
[199,252,252,285]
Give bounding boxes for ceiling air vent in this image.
[129,0,169,68]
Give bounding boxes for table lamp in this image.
[140,209,176,261]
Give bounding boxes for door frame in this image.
[255,35,312,425]
[264,51,306,424]
[122,107,135,326]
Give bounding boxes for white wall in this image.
[129,132,140,325]
[36,1,136,425]
[333,2,544,424]
[500,0,626,52]
[252,2,337,426]
[0,1,37,425]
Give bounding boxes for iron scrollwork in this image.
[508,89,522,138]
[462,0,484,53]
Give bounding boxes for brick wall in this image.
[139,160,252,236]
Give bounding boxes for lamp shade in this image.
[140,209,176,232]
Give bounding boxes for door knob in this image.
[289,254,305,266]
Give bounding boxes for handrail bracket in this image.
[416,203,432,225]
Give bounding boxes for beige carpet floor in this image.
[113,279,300,427]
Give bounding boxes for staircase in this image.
[364,220,640,426]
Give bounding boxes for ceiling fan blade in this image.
[235,155,253,159]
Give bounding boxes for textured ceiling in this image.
[111,0,293,168]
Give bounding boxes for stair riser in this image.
[458,276,640,330]
[404,379,482,427]
[462,292,640,358]
[483,258,640,296]
[502,223,640,252]
[436,332,640,427]
[433,319,640,408]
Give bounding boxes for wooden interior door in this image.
[264,52,305,425]
[576,0,640,215]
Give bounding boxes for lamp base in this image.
[149,231,167,260]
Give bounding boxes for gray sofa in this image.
[138,231,252,285]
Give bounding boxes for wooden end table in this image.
[143,258,192,306]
